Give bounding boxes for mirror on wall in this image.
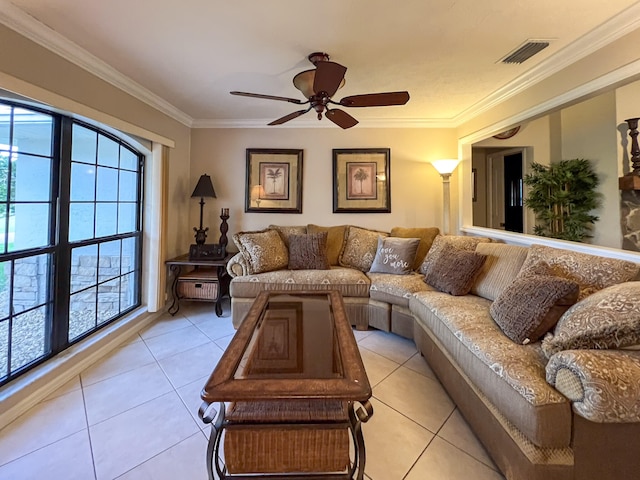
[471,86,640,252]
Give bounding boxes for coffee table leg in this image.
[349,400,374,480]
[199,401,227,480]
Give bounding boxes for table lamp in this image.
[191,174,216,245]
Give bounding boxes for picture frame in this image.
[333,148,391,213]
[245,148,303,213]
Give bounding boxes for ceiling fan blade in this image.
[313,61,347,97]
[268,108,310,126]
[339,91,410,107]
[230,91,305,104]
[325,109,359,129]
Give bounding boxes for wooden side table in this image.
[165,253,233,317]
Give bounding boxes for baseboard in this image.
[0,307,164,430]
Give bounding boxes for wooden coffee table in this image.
[199,290,373,480]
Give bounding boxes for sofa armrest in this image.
[546,349,640,423]
[227,252,248,277]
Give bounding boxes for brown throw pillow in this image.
[369,236,421,275]
[419,235,492,276]
[288,232,330,270]
[307,224,348,265]
[490,274,579,345]
[424,244,487,296]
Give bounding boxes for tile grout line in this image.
[79,375,99,480]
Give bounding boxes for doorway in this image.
[486,148,525,233]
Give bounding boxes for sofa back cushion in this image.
[307,224,348,265]
[339,226,389,272]
[519,244,640,300]
[390,227,440,270]
[471,243,529,301]
[232,229,288,274]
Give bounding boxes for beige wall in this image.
[560,92,620,248]
[0,24,192,259]
[190,127,459,238]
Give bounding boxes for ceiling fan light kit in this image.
[230,52,410,129]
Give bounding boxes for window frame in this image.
[0,101,145,386]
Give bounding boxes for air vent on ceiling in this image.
[500,40,550,65]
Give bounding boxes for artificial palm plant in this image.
[523,158,600,242]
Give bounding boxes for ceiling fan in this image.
[230,52,410,129]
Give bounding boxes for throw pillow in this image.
[490,274,579,345]
[307,224,348,265]
[369,236,421,275]
[268,225,307,248]
[424,243,487,296]
[519,244,640,300]
[339,226,389,272]
[287,232,330,270]
[542,282,640,358]
[419,235,492,276]
[232,229,288,274]
[390,227,440,270]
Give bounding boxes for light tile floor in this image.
[0,302,505,480]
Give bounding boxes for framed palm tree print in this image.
[245,149,303,213]
[333,148,391,213]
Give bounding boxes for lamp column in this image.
[441,173,452,235]
[430,159,461,236]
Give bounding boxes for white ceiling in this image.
[4,0,640,127]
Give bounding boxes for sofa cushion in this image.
[339,226,389,272]
[519,244,640,300]
[490,274,579,345]
[424,244,487,296]
[230,267,371,298]
[287,233,330,270]
[307,224,348,266]
[419,235,492,276]
[410,291,571,448]
[471,243,529,301]
[268,225,308,248]
[542,282,640,357]
[368,272,434,307]
[233,229,288,274]
[369,236,420,275]
[390,227,440,270]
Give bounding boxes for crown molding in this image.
[0,0,194,127]
[455,2,640,125]
[459,58,640,145]
[191,116,457,129]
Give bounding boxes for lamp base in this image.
[193,226,209,245]
[189,243,226,261]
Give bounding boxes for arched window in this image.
[0,101,143,385]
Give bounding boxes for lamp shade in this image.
[431,159,461,176]
[191,174,217,198]
[251,184,266,200]
[293,69,346,99]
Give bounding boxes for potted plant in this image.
[523,158,601,242]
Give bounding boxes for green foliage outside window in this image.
[523,158,601,242]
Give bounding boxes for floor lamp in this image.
[431,159,461,235]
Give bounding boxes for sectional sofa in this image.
[226,224,640,480]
